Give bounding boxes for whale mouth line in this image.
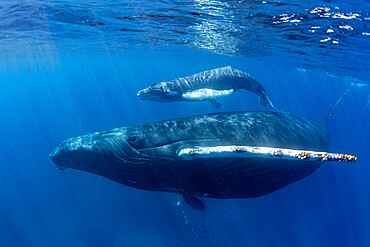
[55,165,66,170]
[137,91,146,98]
[137,93,164,101]
[49,152,68,170]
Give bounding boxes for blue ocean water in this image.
[0,1,369,246]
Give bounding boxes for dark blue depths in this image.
[0,49,368,247]
[0,1,369,246]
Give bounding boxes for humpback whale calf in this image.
[137,66,278,110]
[50,91,355,211]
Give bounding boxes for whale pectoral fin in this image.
[208,99,222,108]
[177,194,210,238]
[182,193,205,211]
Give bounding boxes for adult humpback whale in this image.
[50,91,355,210]
[137,66,278,110]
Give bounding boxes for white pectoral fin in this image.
[178,145,357,163]
[182,88,234,101]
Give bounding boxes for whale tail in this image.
[260,92,279,112]
[259,96,269,107]
[324,89,350,125]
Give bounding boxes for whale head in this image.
[49,135,102,171]
[137,83,180,102]
[49,128,180,188]
[49,130,142,172]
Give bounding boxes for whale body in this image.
[50,111,328,201]
[137,66,278,110]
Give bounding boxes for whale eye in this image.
[128,135,137,142]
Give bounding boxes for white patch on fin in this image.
[178,146,357,163]
[182,88,234,101]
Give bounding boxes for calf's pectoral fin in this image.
[208,99,222,108]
